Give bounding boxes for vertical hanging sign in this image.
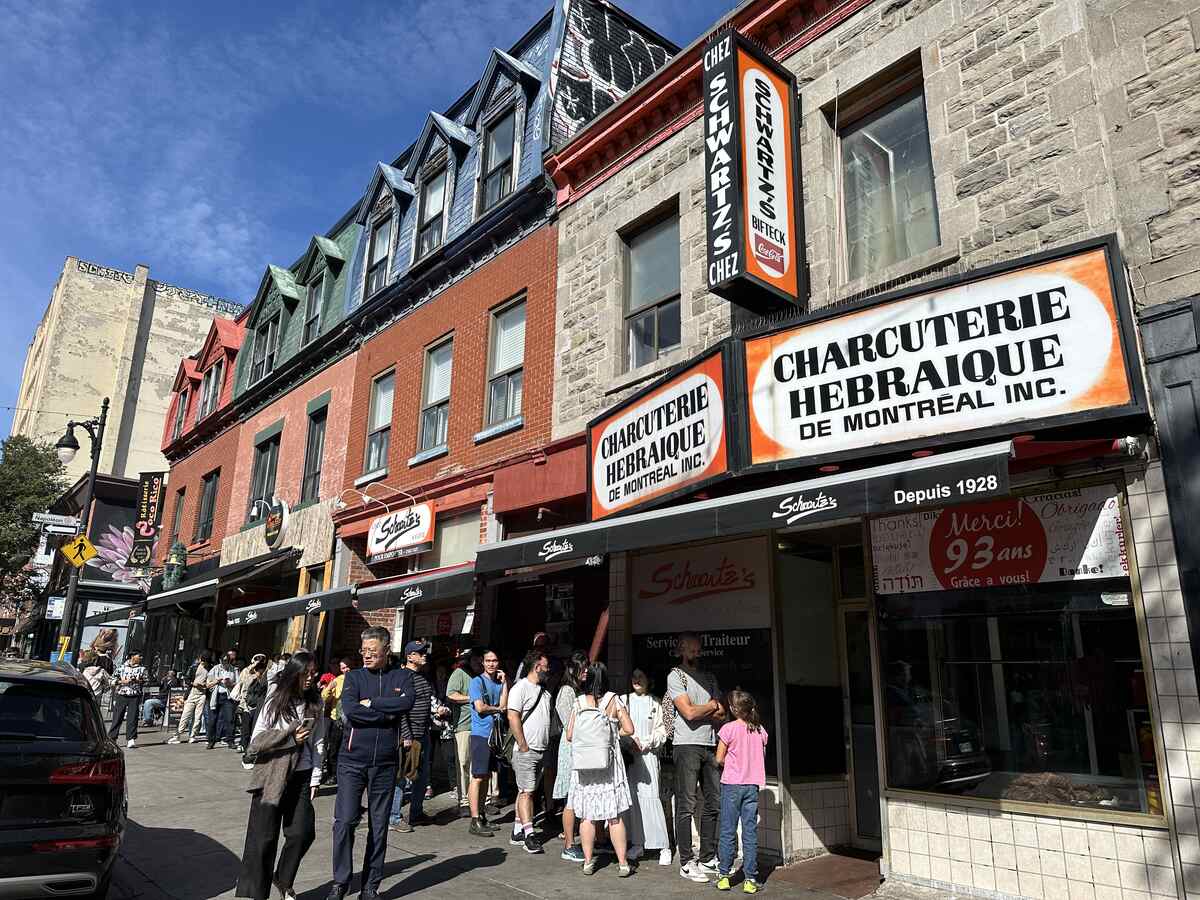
[702,30,804,307]
[129,472,166,573]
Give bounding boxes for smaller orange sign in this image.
[589,353,728,519]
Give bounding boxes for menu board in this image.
[871,485,1128,594]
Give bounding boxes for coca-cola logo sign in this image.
[368,503,436,561]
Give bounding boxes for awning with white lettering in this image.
[225,585,355,626]
[474,441,1014,573]
[355,563,476,613]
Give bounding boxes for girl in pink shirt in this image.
[715,690,769,893]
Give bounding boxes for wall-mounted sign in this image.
[588,350,729,520]
[129,472,166,570]
[702,30,803,306]
[630,537,770,634]
[367,503,436,562]
[46,596,66,620]
[32,512,79,528]
[745,243,1139,467]
[870,484,1128,594]
[264,499,290,550]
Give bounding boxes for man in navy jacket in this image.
[329,626,415,900]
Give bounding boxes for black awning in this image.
[82,605,140,628]
[226,585,355,626]
[476,441,1014,573]
[356,563,476,613]
[145,548,300,611]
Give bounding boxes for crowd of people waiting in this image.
[78,627,770,896]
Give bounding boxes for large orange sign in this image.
[589,352,728,519]
[746,246,1136,465]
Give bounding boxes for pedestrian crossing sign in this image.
[60,535,97,568]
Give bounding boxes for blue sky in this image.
[0,0,735,436]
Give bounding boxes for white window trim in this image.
[418,335,454,453]
[484,296,526,428]
[364,368,395,474]
[411,155,455,264]
[474,101,524,219]
[363,209,395,302]
[303,270,325,345]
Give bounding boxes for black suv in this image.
[0,660,126,899]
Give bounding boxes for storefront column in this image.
[606,552,629,683]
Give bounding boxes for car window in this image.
[0,679,100,743]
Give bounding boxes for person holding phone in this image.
[236,650,324,900]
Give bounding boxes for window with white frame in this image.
[249,316,280,384]
[170,389,188,441]
[364,370,394,473]
[365,217,392,297]
[625,214,681,370]
[839,83,940,282]
[480,108,516,213]
[486,300,525,427]
[303,271,326,345]
[419,339,453,452]
[416,167,447,260]
[197,360,224,419]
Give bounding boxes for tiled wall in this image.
[789,781,851,855]
[888,798,1174,900]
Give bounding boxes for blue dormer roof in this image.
[403,112,476,181]
[355,162,415,226]
[466,48,543,127]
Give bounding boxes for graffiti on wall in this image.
[550,0,671,146]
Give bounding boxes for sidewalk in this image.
[111,729,851,900]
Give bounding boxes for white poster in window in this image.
[870,484,1128,594]
[630,537,770,634]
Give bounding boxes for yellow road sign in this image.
[60,535,97,568]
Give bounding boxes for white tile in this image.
[1163,698,1185,728]
[1042,850,1067,877]
[952,859,974,887]
[1179,833,1200,864]
[1119,861,1150,891]
[950,834,972,862]
[907,805,927,833]
[929,832,950,859]
[1185,724,1200,751]
[911,852,931,880]
[1045,875,1070,900]
[992,817,1015,844]
[1142,835,1172,868]
[1185,863,1200,893]
[1173,777,1196,807]
[1143,592,1166,618]
[1163,722,1187,750]
[970,813,993,841]
[973,839,994,866]
[1148,491,1169,518]
[948,809,970,836]
[974,864,997,891]
[994,842,1016,870]
[1170,616,1192,643]
[1139,543,1161,569]
[1147,864,1177,895]
[1123,890,1150,900]
[1165,591,1187,618]
[1157,540,1178,567]
[1116,831,1146,862]
[1177,805,1200,835]
[1065,852,1093,882]
[1063,826,1090,855]
[1021,871,1046,899]
[1148,617,1170,644]
[930,854,952,883]
[910,829,929,857]
[1093,856,1122,887]
[892,850,910,875]
[1187,752,1200,778]
[890,827,909,852]
[1180,670,1199,696]
[1015,819,1040,847]
[1096,886,1123,900]
[1018,844,1043,872]
[1039,823,1065,851]
[1069,881,1097,900]
[996,866,1021,896]
[927,807,947,834]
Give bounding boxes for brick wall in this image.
[343,223,557,493]
[157,423,242,565]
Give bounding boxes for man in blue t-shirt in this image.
[466,648,508,837]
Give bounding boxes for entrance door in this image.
[842,607,882,846]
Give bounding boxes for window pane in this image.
[370,373,394,431]
[365,430,389,471]
[628,216,680,312]
[486,111,515,170]
[422,170,446,225]
[487,377,508,426]
[307,275,322,319]
[491,302,526,374]
[425,342,453,404]
[507,369,523,419]
[657,298,681,353]
[878,582,1160,815]
[420,403,448,451]
[627,308,655,370]
[370,218,391,265]
[841,90,940,281]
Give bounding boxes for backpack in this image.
[572,693,614,772]
[662,668,686,741]
[245,676,268,710]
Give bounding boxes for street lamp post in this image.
[54,397,109,663]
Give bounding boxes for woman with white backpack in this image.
[566,661,636,877]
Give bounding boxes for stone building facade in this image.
[538,0,1200,895]
[10,257,240,481]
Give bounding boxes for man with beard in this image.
[505,648,551,854]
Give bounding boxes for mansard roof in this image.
[196,316,245,370]
[466,48,543,127]
[171,356,201,393]
[354,162,415,226]
[402,112,476,181]
[297,233,347,282]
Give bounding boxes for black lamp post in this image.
[54,397,109,663]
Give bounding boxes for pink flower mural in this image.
[85,524,157,592]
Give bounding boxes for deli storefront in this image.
[477,237,1185,874]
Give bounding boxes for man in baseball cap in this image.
[389,641,434,832]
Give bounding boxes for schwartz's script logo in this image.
[305,596,322,614]
[638,556,756,606]
[772,491,838,526]
[379,508,424,550]
[539,539,575,562]
[244,610,259,624]
[399,585,424,604]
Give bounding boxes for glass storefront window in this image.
[878,581,1162,816]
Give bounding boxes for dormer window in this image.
[303,271,325,345]
[250,315,280,385]
[197,360,224,419]
[366,217,392,297]
[481,108,516,213]
[416,168,447,260]
[170,389,188,441]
